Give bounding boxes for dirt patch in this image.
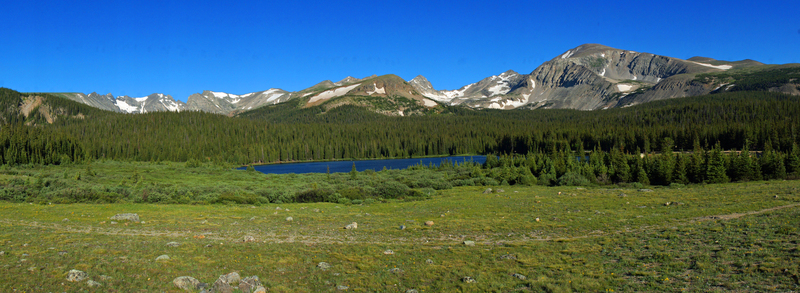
[695,203,800,221]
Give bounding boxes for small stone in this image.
[665,202,672,206]
[389,268,404,273]
[344,222,358,229]
[463,240,475,246]
[618,193,627,197]
[275,207,282,210]
[58,251,67,256]
[317,262,332,271]
[87,280,102,287]
[399,225,406,230]
[238,276,263,293]
[576,187,586,190]
[62,218,69,222]
[27,266,36,272]
[173,276,201,291]
[23,243,29,247]
[313,208,320,212]
[286,217,293,222]
[406,290,419,293]
[424,221,434,227]
[156,254,170,261]
[482,188,492,194]
[249,216,257,221]
[426,259,434,264]
[110,213,140,222]
[243,235,256,243]
[336,285,349,290]
[98,275,112,281]
[497,189,505,193]
[535,217,540,222]
[462,276,476,283]
[66,269,87,282]
[200,220,208,224]
[638,189,653,192]
[166,241,180,247]
[440,214,445,217]
[383,249,394,255]
[512,273,527,280]
[110,221,118,225]
[0,251,4,256]
[253,286,267,293]
[140,221,146,224]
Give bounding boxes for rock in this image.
[499,254,517,260]
[62,218,69,222]
[156,255,170,261]
[389,268,404,273]
[512,273,527,280]
[166,241,180,247]
[576,187,586,190]
[664,202,672,206]
[463,240,475,246]
[618,193,627,197]
[242,235,256,243]
[87,280,102,287]
[399,225,406,230]
[426,259,434,264]
[286,216,293,222]
[0,251,4,256]
[221,272,241,286]
[337,285,349,290]
[252,286,267,293]
[424,221,434,227]
[66,269,87,282]
[440,214,445,217]
[317,262,332,271]
[212,276,234,293]
[173,276,201,291]
[110,221,118,225]
[462,276,476,283]
[313,208,321,212]
[497,189,505,193]
[535,217,540,222]
[638,189,653,192]
[58,251,67,256]
[275,207,283,210]
[110,213,140,222]
[238,276,263,293]
[383,249,394,255]
[406,290,419,293]
[200,220,208,224]
[249,216,257,221]
[482,188,492,194]
[344,222,358,229]
[98,275,112,281]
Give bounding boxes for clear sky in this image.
[2,0,798,102]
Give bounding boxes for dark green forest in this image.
[1,87,799,193]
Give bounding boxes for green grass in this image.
[1,180,798,292]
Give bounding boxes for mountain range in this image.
[52,44,799,115]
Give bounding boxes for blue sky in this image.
[2,0,798,102]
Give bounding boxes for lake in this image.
[241,156,487,174]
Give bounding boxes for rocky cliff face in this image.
[61,92,186,113]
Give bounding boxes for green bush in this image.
[558,172,591,186]
[214,192,259,204]
[375,181,410,198]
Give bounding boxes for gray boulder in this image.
[238,276,263,293]
[87,280,102,287]
[166,242,180,247]
[173,276,201,291]
[512,273,527,280]
[66,269,87,282]
[156,255,170,261]
[317,262,332,271]
[482,188,492,194]
[110,213,140,222]
[462,276,476,283]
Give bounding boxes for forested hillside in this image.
[1,87,799,167]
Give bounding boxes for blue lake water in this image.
[241,156,487,174]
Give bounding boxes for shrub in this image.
[558,172,591,186]
[375,181,410,198]
[214,192,259,204]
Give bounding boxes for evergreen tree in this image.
[705,143,729,183]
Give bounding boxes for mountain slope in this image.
[56,92,186,113]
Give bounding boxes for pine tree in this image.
[705,143,729,184]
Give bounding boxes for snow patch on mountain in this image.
[422,98,437,107]
[366,83,386,95]
[308,83,360,104]
[688,61,732,70]
[617,84,633,91]
[115,99,138,113]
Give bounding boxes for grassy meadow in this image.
[0,163,798,292]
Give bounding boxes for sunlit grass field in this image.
[1,178,798,292]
